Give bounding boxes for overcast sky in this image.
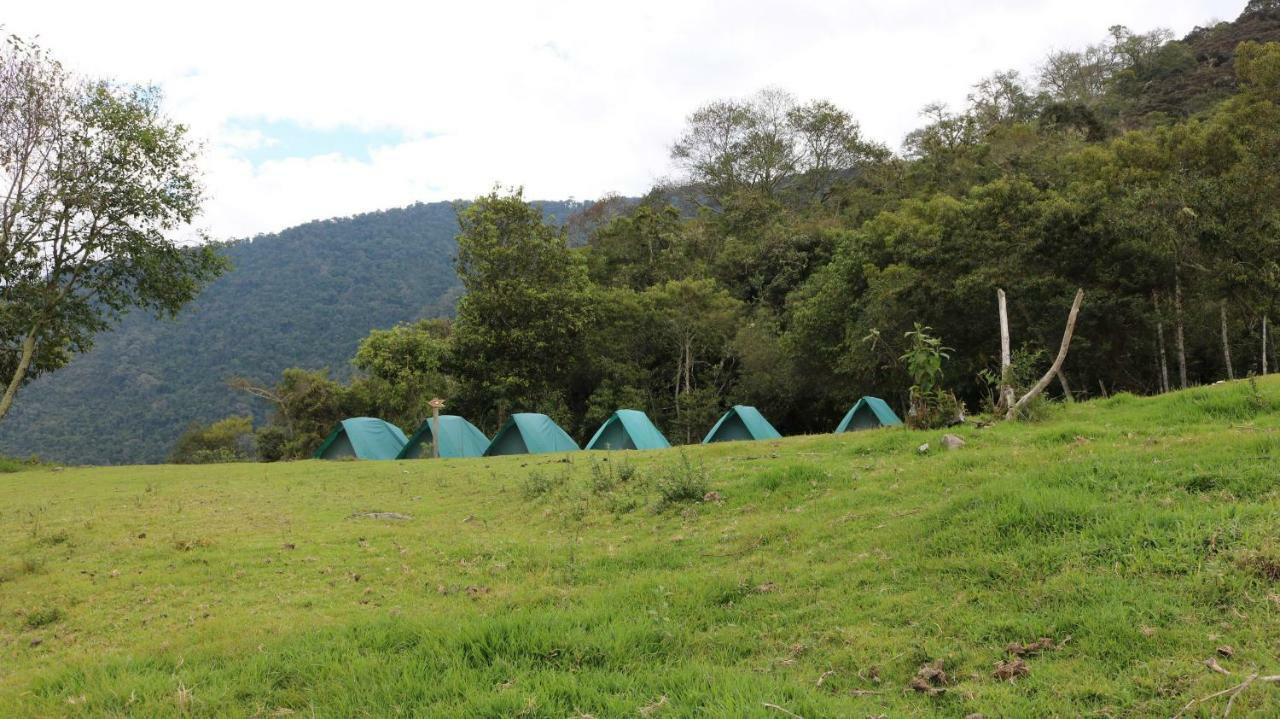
[7,1,1247,239]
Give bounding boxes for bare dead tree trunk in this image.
[997,289,1015,411]
[1007,289,1084,420]
[1056,369,1073,402]
[1174,268,1188,389]
[0,330,38,422]
[1220,302,1234,381]
[1154,291,1170,393]
[1262,315,1269,376]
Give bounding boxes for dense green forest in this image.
[0,201,585,464]
[220,1,1280,461]
[12,1,1280,465]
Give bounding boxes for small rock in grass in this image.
[941,434,965,450]
[1217,645,1235,658]
[916,443,930,454]
[702,491,723,503]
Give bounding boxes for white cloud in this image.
[6,0,1244,238]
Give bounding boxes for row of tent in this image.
[315,396,903,461]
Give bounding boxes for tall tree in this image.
[447,189,593,428]
[0,35,225,422]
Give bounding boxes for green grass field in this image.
[3,380,1280,717]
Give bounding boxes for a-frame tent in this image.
[585,409,671,450]
[314,417,408,460]
[702,405,782,444]
[834,396,903,432]
[483,413,580,456]
[397,415,490,459]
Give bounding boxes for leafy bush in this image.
[900,324,961,429]
[24,606,64,629]
[656,453,710,507]
[978,346,1052,420]
[169,416,256,464]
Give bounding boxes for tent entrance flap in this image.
[835,397,903,433]
[590,420,635,450]
[586,410,670,450]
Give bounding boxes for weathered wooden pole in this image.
[1154,291,1170,393]
[1263,315,1269,376]
[1174,270,1188,389]
[1220,302,1235,381]
[428,397,446,459]
[998,289,1014,410]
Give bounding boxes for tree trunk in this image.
[1174,269,1188,389]
[1220,302,1234,381]
[997,289,1015,411]
[1263,315,1269,376]
[1056,369,1073,402]
[1154,291,1170,393]
[0,330,38,422]
[1007,289,1084,420]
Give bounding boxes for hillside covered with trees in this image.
[0,201,584,464]
[214,1,1280,462]
[8,2,1280,466]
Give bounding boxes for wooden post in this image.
[428,398,446,459]
[1154,291,1170,393]
[1174,269,1188,389]
[1263,315,1269,376]
[1220,302,1234,381]
[998,289,1014,410]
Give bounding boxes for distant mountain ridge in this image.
[0,200,587,465]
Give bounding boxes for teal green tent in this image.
[397,415,490,459]
[314,417,408,460]
[483,413,580,456]
[702,405,782,444]
[586,409,671,450]
[835,396,903,432]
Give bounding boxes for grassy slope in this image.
[2,380,1279,718]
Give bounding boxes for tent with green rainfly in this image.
[314,417,408,460]
[586,409,671,451]
[702,405,782,444]
[397,415,490,459]
[835,396,903,432]
[483,413,580,456]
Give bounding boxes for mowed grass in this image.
[2,380,1280,717]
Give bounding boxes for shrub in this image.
[656,453,710,507]
[899,324,962,429]
[522,470,554,500]
[24,606,64,629]
[169,416,256,464]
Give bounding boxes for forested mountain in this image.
[0,201,585,464]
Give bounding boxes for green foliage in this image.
[897,324,960,429]
[168,415,256,464]
[655,452,710,506]
[0,200,584,465]
[448,189,595,428]
[0,34,227,423]
[10,15,1280,467]
[1236,40,1280,100]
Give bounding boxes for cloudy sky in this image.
[7,0,1245,239]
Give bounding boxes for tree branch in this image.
[1006,289,1084,420]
